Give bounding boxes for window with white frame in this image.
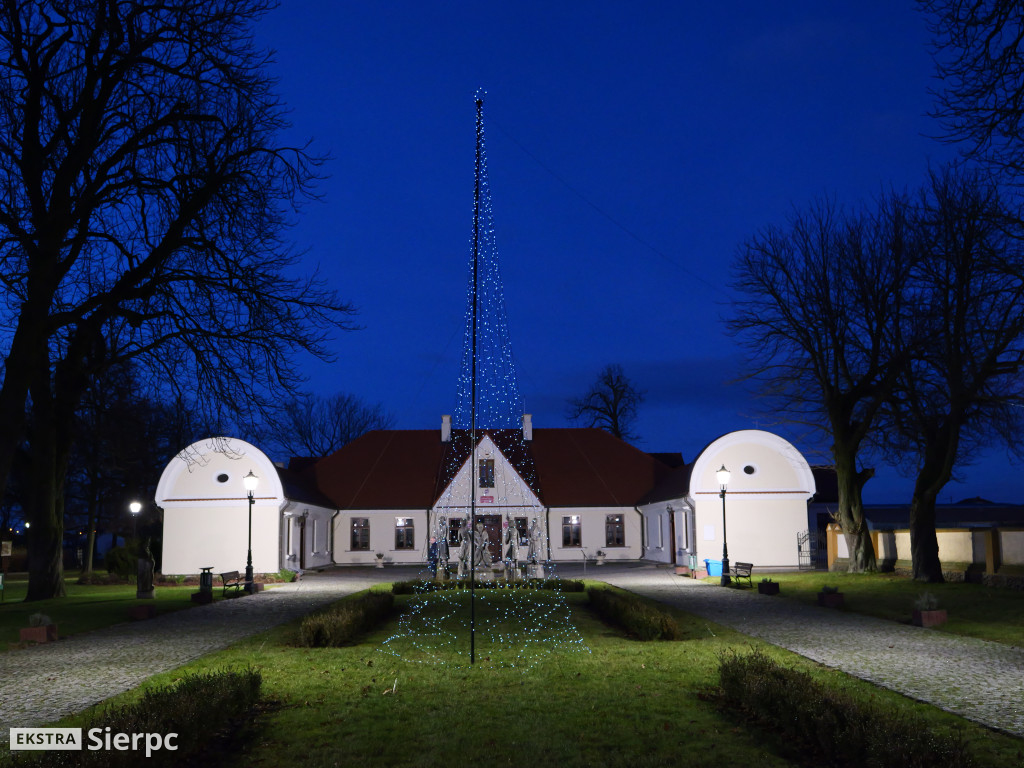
[395,517,415,550]
[351,518,369,551]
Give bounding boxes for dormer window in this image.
[479,458,495,488]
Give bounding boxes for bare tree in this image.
[922,0,1024,180]
[268,392,395,459]
[729,197,917,572]
[567,364,645,442]
[0,1,354,599]
[883,168,1024,582]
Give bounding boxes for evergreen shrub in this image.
[718,649,976,768]
[299,591,394,647]
[586,586,681,640]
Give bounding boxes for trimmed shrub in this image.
[10,668,261,767]
[587,587,681,640]
[299,591,395,647]
[718,649,976,768]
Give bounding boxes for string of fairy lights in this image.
[378,93,589,670]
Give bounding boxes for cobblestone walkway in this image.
[0,569,392,740]
[589,564,1024,737]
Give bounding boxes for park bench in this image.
[732,562,754,587]
[219,570,243,596]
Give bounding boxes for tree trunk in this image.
[25,373,66,601]
[908,427,958,583]
[910,490,944,582]
[833,442,877,572]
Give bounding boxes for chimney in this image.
[441,414,451,443]
[522,413,533,441]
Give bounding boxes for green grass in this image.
[0,572,213,650]
[742,571,1024,647]
[36,585,1023,768]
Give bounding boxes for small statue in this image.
[503,520,520,580]
[456,521,472,579]
[137,537,155,599]
[473,522,492,573]
[528,518,543,562]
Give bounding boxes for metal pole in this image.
[246,490,254,592]
[469,95,484,664]
[720,486,731,586]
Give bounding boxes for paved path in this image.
[0,569,393,740]
[582,563,1024,737]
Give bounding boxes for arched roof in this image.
[156,437,284,508]
[688,430,816,499]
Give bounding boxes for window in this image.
[514,517,529,546]
[562,515,581,547]
[606,514,625,547]
[478,458,495,488]
[351,518,369,551]
[395,517,415,550]
[448,517,464,547]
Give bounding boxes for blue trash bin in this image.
[704,559,723,577]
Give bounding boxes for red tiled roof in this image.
[299,427,671,510]
[530,429,672,507]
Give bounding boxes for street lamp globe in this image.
[129,501,142,515]
[716,465,731,488]
[243,470,259,495]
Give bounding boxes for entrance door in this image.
[477,514,502,563]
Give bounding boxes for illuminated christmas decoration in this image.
[379,94,587,669]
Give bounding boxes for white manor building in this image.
[156,422,816,576]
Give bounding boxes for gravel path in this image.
[0,569,393,740]
[586,563,1024,737]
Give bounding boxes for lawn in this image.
[40,584,1024,768]
[0,572,209,650]
[741,571,1024,647]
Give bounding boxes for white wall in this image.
[162,503,279,575]
[332,510,430,565]
[280,503,335,572]
[638,502,691,564]
[548,507,642,561]
[157,438,285,575]
[687,430,816,568]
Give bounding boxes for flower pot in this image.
[595,556,605,566]
[128,604,157,621]
[912,608,947,627]
[20,624,58,643]
[674,566,690,576]
[817,592,844,608]
[758,582,780,595]
[375,559,384,569]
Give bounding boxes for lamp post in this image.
[243,470,259,594]
[129,501,141,540]
[717,465,731,586]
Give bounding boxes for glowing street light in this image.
[129,500,142,539]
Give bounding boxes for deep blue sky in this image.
[251,2,1021,504]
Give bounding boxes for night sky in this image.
[250,2,1020,504]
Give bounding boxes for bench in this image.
[732,562,754,587]
[219,570,243,596]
